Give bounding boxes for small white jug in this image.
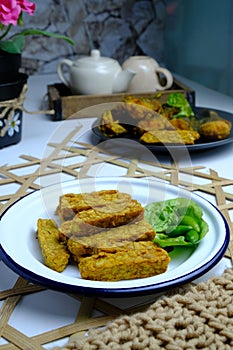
[122,55,173,93]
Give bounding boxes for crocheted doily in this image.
[56,268,233,350]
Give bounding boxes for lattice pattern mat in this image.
[0,124,233,349]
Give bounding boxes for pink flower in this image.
[17,0,35,16]
[0,0,21,26]
[0,0,71,54]
[0,0,35,26]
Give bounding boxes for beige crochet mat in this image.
[0,123,233,349]
[55,268,233,350]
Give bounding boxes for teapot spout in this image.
[112,69,135,93]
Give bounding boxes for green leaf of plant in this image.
[19,29,74,45]
[0,35,25,54]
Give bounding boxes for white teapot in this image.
[57,49,136,95]
[122,55,173,93]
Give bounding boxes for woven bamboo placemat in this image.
[0,124,233,349]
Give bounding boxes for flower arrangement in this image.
[0,0,73,54]
[0,1,73,148]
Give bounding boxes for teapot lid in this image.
[75,49,116,67]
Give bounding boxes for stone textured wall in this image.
[19,0,167,75]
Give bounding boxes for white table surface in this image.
[0,73,232,349]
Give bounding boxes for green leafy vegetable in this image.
[166,93,194,118]
[166,225,193,237]
[144,197,209,247]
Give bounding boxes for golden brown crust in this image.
[58,194,144,238]
[170,118,194,131]
[67,220,155,259]
[37,219,70,272]
[59,219,104,239]
[57,190,131,221]
[78,241,170,281]
[140,129,200,145]
[98,110,127,136]
[38,190,170,281]
[137,115,174,133]
[69,199,144,237]
[76,199,143,226]
[199,120,231,140]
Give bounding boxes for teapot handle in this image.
[154,67,173,90]
[57,59,73,87]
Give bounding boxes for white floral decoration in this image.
[7,111,21,137]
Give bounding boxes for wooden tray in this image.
[47,79,195,121]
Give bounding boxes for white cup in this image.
[122,55,173,93]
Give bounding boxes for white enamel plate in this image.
[0,177,230,297]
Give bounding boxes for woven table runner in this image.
[0,123,233,349]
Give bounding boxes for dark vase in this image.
[0,50,21,84]
[0,73,28,149]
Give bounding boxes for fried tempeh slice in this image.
[71,199,144,236]
[98,110,127,136]
[58,195,143,238]
[68,220,156,259]
[56,190,131,221]
[140,129,200,145]
[59,219,104,239]
[78,241,170,281]
[199,120,232,140]
[37,219,70,272]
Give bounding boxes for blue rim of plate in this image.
[92,107,233,153]
[0,178,230,297]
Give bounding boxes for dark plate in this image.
[92,107,233,152]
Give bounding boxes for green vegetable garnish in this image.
[167,225,193,237]
[185,230,199,244]
[144,197,209,247]
[166,93,194,118]
[180,215,200,232]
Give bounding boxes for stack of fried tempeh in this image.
[37,190,170,281]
